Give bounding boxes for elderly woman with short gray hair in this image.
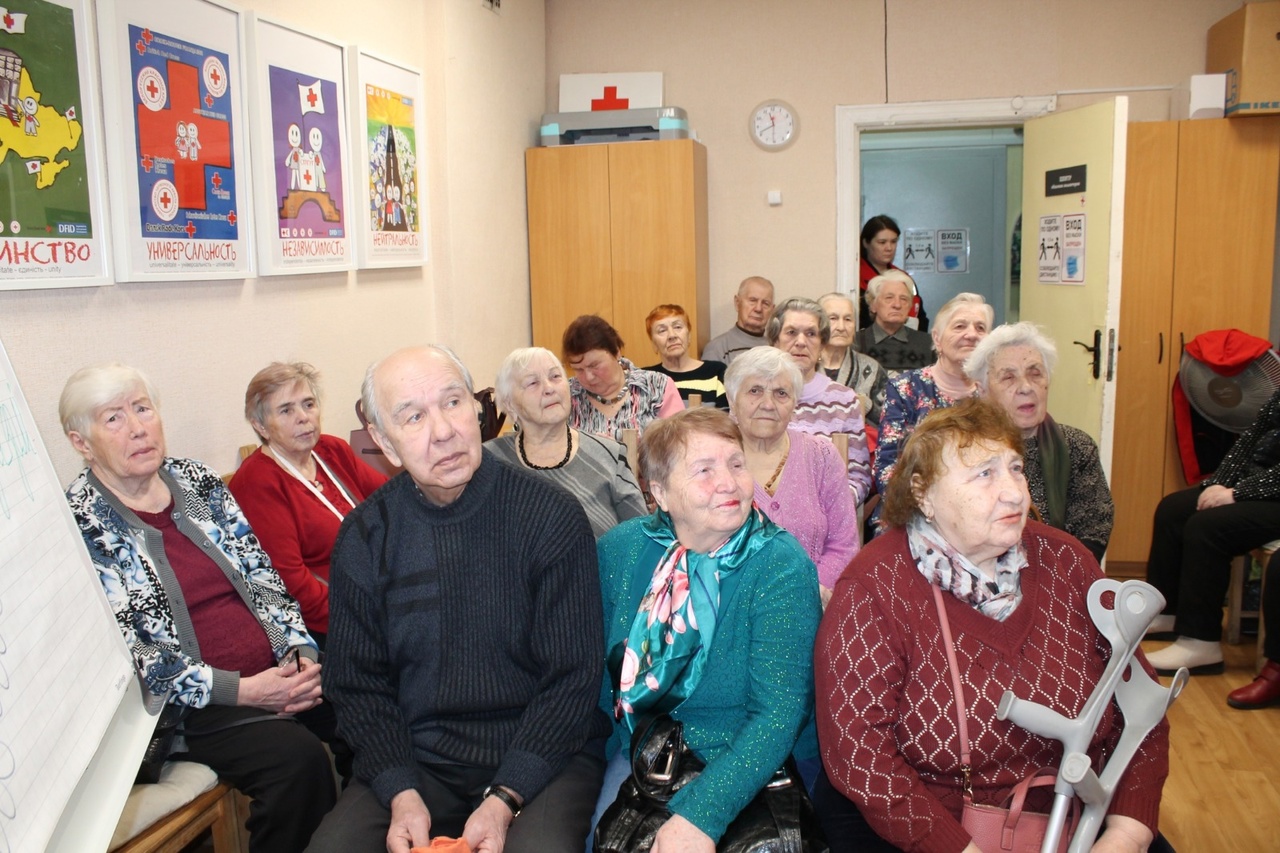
[486,346,645,537]
[766,297,872,507]
[872,292,993,502]
[726,347,859,601]
[965,322,1114,560]
[229,361,387,642]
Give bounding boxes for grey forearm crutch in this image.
[997,579,1187,853]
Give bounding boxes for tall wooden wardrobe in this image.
[525,139,709,365]
[1108,117,1280,571]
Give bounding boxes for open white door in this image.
[1019,98,1127,478]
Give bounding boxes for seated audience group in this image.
[65,264,1207,853]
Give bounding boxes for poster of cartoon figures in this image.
[0,0,110,288]
[269,66,344,237]
[96,0,252,281]
[248,16,350,275]
[350,51,425,268]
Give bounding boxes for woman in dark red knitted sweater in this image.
[814,399,1169,853]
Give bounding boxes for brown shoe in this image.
[1227,660,1280,710]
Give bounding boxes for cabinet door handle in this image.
[1158,332,1163,365]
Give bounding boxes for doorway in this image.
[860,127,1024,326]
[835,96,1056,305]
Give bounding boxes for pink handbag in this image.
[932,584,1079,853]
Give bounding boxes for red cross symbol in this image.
[591,86,629,111]
[45,224,52,232]
[210,172,222,190]
[3,14,14,28]
[142,29,153,43]
[141,154,153,172]
[227,211,237,226]
[303,169,313,185]
[145,78,159,99]
[135,59,232,212]
[210,66,221,87]
[204,92,214,108]
[136,39,147,56]
[306,88,318,108]
[160,190,172,208]
[184,221,197,238]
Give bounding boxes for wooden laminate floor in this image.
[1146,635,1280,852]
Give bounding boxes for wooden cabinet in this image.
[1109,117,1280,569]
[526,139,709,363]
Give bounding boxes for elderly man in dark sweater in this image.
[307,346,610,853]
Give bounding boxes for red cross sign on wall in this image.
[591,86,629,111]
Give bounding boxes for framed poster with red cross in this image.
[97,0,252,281]
[246,13,352,276]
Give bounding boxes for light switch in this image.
[768,190,782,206]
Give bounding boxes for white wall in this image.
[544,0,1243,335]
[1,0,545,485]
[8,0,1254,485]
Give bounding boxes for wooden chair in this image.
[1227,544,1277,673]
[221,445,259,486]
[112,776,246,853]
[620,428,640,481]
[1227,553,1259,646]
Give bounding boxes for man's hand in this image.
[1197,484,1236,510]
[462,791,517,853]
[236,657,323,713]
[651,814,714,853]
[386,789,432,853]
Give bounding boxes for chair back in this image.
[620,428,641,481]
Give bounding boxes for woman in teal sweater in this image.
[593,408,822,852]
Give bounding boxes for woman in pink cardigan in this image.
[229,362,387,646]
[725,346,858,606]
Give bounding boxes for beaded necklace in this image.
[585,385,628,405]
[518,422,573,470]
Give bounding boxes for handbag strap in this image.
[932,583,973,800]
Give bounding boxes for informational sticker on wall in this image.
[1037,214,1062,283]
[902,228,935,274]
[1061,213,1085,284]
[935,228,969,274]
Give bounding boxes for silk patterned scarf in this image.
[611,506,779,732]
[906,514,1028,622]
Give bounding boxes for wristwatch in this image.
[482,784,522,818]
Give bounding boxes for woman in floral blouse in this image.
[563,314,683,441]
[872,293,993,501]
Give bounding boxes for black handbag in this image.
[136,703,193,784]
[594,715,828,853]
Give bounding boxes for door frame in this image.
[835,96,1058,299]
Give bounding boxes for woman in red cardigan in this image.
[813,399,1169,853]
[229,362,387,646]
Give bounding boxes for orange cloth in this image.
[411,839,471,853]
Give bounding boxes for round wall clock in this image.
[750,100,798,151]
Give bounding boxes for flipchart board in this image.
[0,334,144,853]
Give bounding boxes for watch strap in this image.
[483,784,522,818]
